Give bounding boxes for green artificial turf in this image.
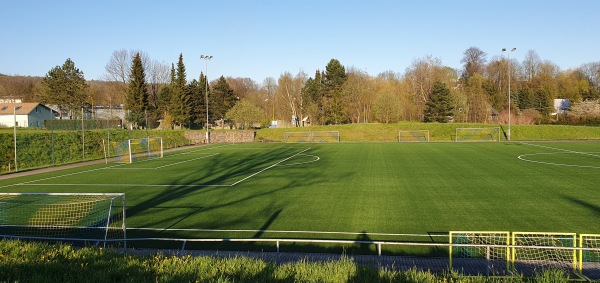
[1,142,599,254]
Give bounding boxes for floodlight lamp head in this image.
[502,48,507,52]
[511,48,516,52]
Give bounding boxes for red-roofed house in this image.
[0,103,55,128]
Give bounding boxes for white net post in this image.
[128,139,133,164]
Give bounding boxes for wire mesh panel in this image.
[284,131,340,143]
[0,193,126,247]
[579,234,600,280]
[512,232,577,274]
[455,127,501,142]
[398,130,429,142]
[449,231,511,276]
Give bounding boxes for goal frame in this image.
[449,231,511,272]
[455,127,501,142]
[121,137,164,164]
[579,234,600,273]
[398,130,429,142]
[284,131,340,143]
[512,232,577,271]
[0,193,126,247]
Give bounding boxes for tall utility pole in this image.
[502,47,516,141]
[200,55,213,143]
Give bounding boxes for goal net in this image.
[112,137,163,164]
[449,231,511,275]
[579,234,600,278]
[0,193,126,247]
[455,127,501,142]
[398,130,429,142]
[284,131,340,143]
[512,232,577,273]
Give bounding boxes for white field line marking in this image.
[0,145,233,189]
[0,164,125,189]
[520,142,600,159]
[19,183,230,187]
[518,142,600,169]
[106,153,220,170]
[127,227,442,238]
[10,147,313,188]
[229,147,312,186]
[275,154,320,167]
[518,152,600,169]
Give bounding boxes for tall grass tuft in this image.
[0,240,576,282]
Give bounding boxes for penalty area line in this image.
[520,142,600,159]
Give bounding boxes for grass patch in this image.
[255,122,600,142]
[0,240,575,282]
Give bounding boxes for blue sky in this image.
[1,0,598,84]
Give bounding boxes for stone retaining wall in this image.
[184,131,255,144]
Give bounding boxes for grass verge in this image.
[0,240,573,283]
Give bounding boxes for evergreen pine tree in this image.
[210,76,236,125]
[125,53,149,128]
[187,75,205,128]
[170,54,191,128]
[323,59,347,124]
[424,81,453,123]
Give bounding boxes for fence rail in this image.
[2,233,599,279]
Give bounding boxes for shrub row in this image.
[0,129,191,173]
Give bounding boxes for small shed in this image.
[0,103,55,128]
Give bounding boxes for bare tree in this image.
[342,68,372,123]
[226,77,259,100]
[276,71,306,126]
[404,55,445,120]
[523,50,542,82]
[461,47,487,81]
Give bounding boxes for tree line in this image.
[2,47,600,128]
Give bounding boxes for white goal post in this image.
[284,131,340,143]
[112,137,163,164]
[398,130,429,142]
[0,193,126,247]
[455,127,501,142]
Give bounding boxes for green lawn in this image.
[1,142,599,252]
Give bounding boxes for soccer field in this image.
[1,142,599,244]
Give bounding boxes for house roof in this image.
[0,103,52,115]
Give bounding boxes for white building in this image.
[553,99,570,115]
[0,102,55,128]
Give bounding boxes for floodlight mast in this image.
[502,48,516,141]
[200,55,212,143]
